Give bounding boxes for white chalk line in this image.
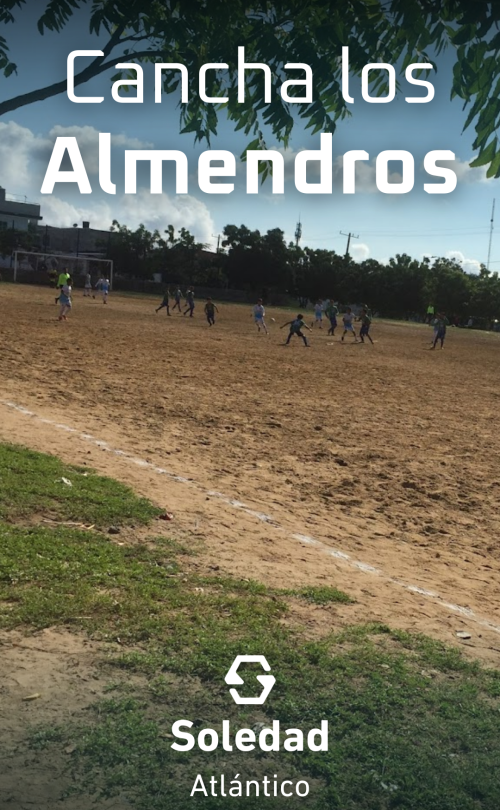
[2,398,500,637]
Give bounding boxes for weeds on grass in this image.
[281,585,354,605]
[29,725,65,750]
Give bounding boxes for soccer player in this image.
[156,290,171,315]
[55,267,70,304]
[358,308,374,344]
[325,299,338,335]
[341,307,358,342]
[281,314,311,346]
[102,278,110,303]
[95,277,109,303]
[83,272,92,297]
[183,288,195,317]
[430,317,439,345]
[253,299,268,334]
[204,298,219,326]
[430,312,449,349]
[58,280,72,321]
[172,287,183,312]
[312,299,324,328]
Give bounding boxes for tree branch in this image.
[0,48,165,117]
[101,21,129,56]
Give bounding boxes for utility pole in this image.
[212,233,221,253]
[340,230,359,259]
[487,198,495,272]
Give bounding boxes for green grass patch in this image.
[2,443,500,809]
[7,521,500,810]
[30,628,500,810]
[0,443,161,527]
[0,524,285,651]
[281,585,353,605]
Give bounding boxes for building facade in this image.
[0,187,42,231]
[37,223,111,256]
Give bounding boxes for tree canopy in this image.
[1,1,500,175]
[104,221,500,322]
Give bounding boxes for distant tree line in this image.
[3,220,500,322]
[102,221,500,322]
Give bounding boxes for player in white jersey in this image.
[84,272,92,297]
[58,282,72,321]
[95,277,109,303]
[253,299,268,334]
[311,299,324,328]
[341,308,358,342]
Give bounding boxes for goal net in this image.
[12,251,114,289]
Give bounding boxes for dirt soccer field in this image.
[1,282,500,665]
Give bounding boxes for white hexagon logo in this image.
[225,655,276,705]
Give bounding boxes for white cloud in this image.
[39,190,215,246]
[445,250,482,274]
[436,156,490,185]
[0,121,151,187]
[422,250,483,274]
[0,120,49,189]
[259,146,402,192]
[241,147,491,194]
[48,125,153,174]
[119,190,215,244]
[0,120,215,245]
[351,242,370,262]
[332,155,402,193]
[277,145,302,180]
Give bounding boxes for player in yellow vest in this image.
[55,268,71,304]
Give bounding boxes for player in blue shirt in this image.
[281,314,311,346]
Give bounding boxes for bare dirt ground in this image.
[1,282,500,805]
[0,629,130,809]
[1,283,500,655]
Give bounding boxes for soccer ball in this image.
[271,317,276,322]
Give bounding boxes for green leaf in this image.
[486,150,500,179]
[470,138,498,168]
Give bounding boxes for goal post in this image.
[12,251,114,289]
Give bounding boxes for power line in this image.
[354,227,490,236]
[305,230,490,241]
[364,231,490,239]
[361,225,490,233]
[304,235,343,242]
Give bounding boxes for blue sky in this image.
[0,5,498,272]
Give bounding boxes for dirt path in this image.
[0,629,131,809]
[1,284,500,666]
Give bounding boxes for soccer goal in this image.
[12,251,114,289]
